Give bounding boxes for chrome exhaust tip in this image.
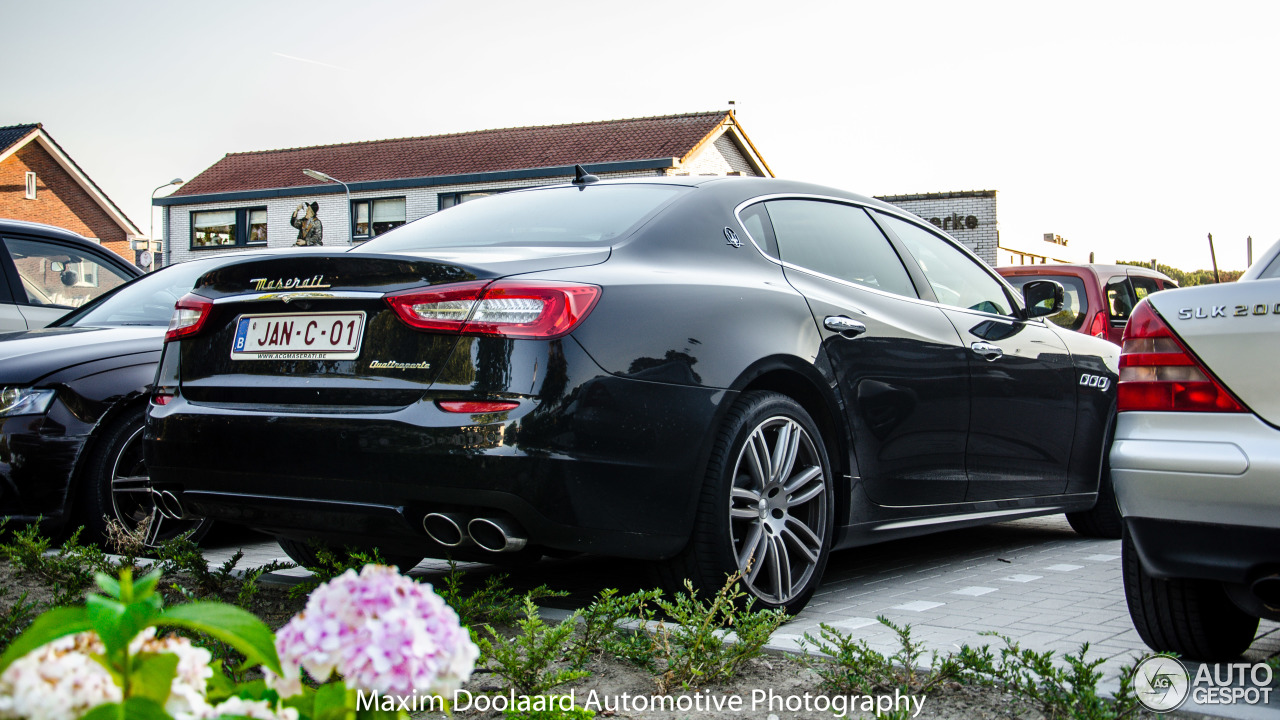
[423,512,470,547]
[155,490,185,520]
[1251,574,1280,609]
[467,517,528,553]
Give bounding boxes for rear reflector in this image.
[437,400,520,414]
[386,280,601,339]
[1118,301,1245,412]
[165,294,214,343]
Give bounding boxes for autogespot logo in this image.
[1133,655,1190,713]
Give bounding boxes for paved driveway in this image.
[205,515,1279,701]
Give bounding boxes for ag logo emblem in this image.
[724,227,743,248]
[1133,655,1190,713]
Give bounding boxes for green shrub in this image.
[800,616,963,696]
[478,595,589,696]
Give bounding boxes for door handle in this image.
[971,341,1004,361]
[823,316,867,338]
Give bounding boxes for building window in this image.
[24,172,36,200]
[438,188,520,210]
[352,198,406,240]
[191,207,268,249]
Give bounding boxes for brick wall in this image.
[875,191,999,266]
[0,144,133,260]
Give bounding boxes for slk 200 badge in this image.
[1179,303,1280,319]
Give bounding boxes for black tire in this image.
[657,391,834,615]
[1066,421,1122,539]
[76,405,212,547]
[276,536,424,573]
[1122,527,1258,661]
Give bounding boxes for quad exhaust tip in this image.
[467,517,528,553]
[423,513,469,547]
[1252,574,1280,609]
[155,490,185,520]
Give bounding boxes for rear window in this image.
[1003,274,1089,331]
[359,185,687,252]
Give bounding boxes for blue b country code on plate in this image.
[231,311,365,361]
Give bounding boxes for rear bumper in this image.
[1112,411,1280,583]
[146,374,729,560]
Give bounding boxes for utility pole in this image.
[1208,233,1221,284]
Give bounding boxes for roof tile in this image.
[173,112,729,198]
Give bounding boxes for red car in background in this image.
[997,264,1178,344]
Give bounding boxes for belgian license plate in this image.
[231,311,365,361]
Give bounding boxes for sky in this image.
[4,0,1277,272]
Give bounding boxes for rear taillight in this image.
[1118,301,1245,413]
[386,280,601,339]
[165,294,213,342]
[1087,310,1109,340]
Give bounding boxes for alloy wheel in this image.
[728,415,828,604]
[108,425,206,547]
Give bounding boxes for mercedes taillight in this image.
[1117,301,1245,413]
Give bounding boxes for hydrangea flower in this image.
[0,628,215,720]
[269,564,478,698]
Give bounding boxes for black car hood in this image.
[0,326,164,385]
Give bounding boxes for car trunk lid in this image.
[1146,277,1280,425]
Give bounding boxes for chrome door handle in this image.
[824,316,867,338]
[971,341,1004,361]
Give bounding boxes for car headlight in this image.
[0,387,56,417]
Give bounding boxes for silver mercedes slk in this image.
[1113,239,1280,661]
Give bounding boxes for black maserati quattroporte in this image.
[146,175,1119,612]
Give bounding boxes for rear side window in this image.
[1105,276,1138,324]
[766,199,917,298]
[1003,274,1089,331]
[1130,275,1160,301]
[362,185,687,251]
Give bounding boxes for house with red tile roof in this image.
[1,123,143,263]
[155,111,771,265]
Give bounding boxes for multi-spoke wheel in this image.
[658,391,834,614]
[78,406,212,547]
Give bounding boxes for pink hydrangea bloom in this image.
[270,564,478,698]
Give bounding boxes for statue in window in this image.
[291,202,323,246]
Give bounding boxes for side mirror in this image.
[1022,279,1064,318]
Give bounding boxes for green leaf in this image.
[120,697,175,720]
[95,572,124,600]
[281,685,315,719]
[79,702,124,720]
[313,681,352,720]
[87,594,159,659]
[206,660,237,703]
[80,697,173,720]
[130,652,180,705]
[156,602,281,675]
[0,605,93,673]
[134,569,163,599]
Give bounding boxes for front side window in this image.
[1004,274,1088,330]
[766,199,917,298]
[352,198,407,240]
[4,237,131,308]
[878,213,1012,316]
[191,207,267,249]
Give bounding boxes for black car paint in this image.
[145,177,1118,562]
[0,326,160,525]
